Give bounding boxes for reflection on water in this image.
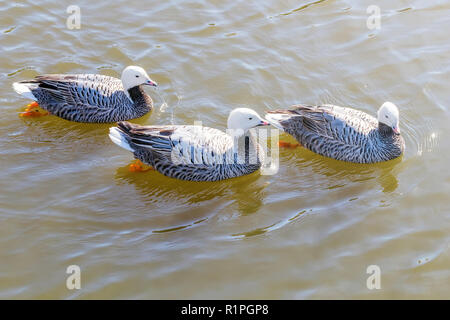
[0,0,449,299]
[115,164,266,215]
[274,133,402,194]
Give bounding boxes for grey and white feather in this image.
[265,102,405,163]
[109,108,270,181]
[12,65,157,123]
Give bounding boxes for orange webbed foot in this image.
[129,159,153,172]
[25,101,39,110]
[20,102,49,118]
[279,141,301,149]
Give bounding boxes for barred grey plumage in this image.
[13,66,156,123]
[109,108,270,181]
[266,103,405,163]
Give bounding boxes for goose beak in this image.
[393,126,400,135]
[258,120,270,126]
[145,79,158,87]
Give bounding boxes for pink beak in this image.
[259,120,270,126]
[145,80,158,87]
[393,127,400,134]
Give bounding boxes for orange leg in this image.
[129,159,154,172]
[20,101,49,117]
[279,141,301,149]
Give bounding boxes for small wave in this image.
[401,109,439,158]
[230,209,309,239]
[273,0,328,18]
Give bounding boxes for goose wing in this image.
[115,121,234,166]
[267,104,377,145]
[32,74,126,109]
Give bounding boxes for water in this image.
[0,0,449,299]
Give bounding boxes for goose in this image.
[12,65,157,123]
[109,108,270,181]
[265,102,405,163]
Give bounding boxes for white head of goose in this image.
[377,101,400,135]
[121,66,157,91]
[227,107,269,137]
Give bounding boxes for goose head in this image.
[377,101,400,135]
[227,108,269,137]
[121,65,157,91]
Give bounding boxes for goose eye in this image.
[385,115,389,118]
[135,75,139,78]
[249,117,253,120]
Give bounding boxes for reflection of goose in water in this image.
[15,117,113,161]
[314,155,401,194]
[278,138,402,194]
[115,166,267,230]
[19,116,109,138]
[16,108,155,157]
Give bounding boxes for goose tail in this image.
[13,81,37,100]
[109,124,134,152]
